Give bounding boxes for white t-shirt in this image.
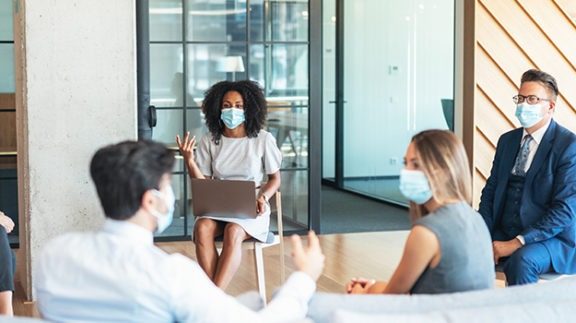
[194,130,282,241]
[196,130,282,184]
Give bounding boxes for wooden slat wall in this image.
[472,0,576,207]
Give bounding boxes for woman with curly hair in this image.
[176,80,281,290]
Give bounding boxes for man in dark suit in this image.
[479,69,576,285]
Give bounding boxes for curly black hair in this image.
[202,80,267,144]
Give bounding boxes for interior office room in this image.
[2,0,576,320]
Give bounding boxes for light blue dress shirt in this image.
[35,219,315,322]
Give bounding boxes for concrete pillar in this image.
[14,0,136,300]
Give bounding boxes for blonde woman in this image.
[347,130,494,294]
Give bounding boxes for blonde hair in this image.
[408,130,472,222]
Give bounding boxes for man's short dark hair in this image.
[90,140,175,220]
[521,69,558,100]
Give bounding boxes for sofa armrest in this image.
[331,300,576,323]
[307,277,576,323]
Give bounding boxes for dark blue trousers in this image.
[494,230,553,285]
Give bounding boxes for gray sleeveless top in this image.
[410,201,495,294]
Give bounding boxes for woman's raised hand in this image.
[176,131,196,163]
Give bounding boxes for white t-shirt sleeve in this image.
[263,132,282,175]
[195,135,213,177]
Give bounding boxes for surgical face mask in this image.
[399,169,433,204]
[220,108,245,129]
[515,103,544,128]
[151,186,175,233]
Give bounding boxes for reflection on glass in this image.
[271,1,308,41]
[250,44,308,97]
[173,156,184,174]
[267,107,308,169]
[185,108,208,140]
[341,0,454,205]
[250,0,308,42]
[149,0,311,239]
[149,0,183,41]
[0,44,15,93]
[186,44,247,97]
[150,44,183,107]
[322,0,336,180]
[0,44,14,92]
[153,108,183,146]
[0,0,12,41]
[187,0,247,42]
[280,169,308,228]
[155,173,186,238]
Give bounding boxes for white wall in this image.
[342,0,454,177]
[23,0,136,294]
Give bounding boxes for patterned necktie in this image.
[513,135,533,176]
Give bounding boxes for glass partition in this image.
[0,0,17,245]
[322,0,455,206]
[148,0,310,238]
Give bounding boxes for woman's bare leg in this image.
[213,223,250,290]
[193,218,224,280]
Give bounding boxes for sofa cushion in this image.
[307,276,576,323]
[331,300,576,323]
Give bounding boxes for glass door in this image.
[0,0,18,246]
[147,0,311,239]
[323,0,455,206]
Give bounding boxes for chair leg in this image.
[279,239,285,283]
[254,244,267,304]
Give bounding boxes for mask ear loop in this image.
[150,189,167,214]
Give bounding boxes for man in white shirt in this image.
[35,140,325,322]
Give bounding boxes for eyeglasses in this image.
[512,95,550,105]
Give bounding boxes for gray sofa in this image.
[306,276,576,323]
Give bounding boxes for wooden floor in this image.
[157,230,411,298]
[12,231,411,317]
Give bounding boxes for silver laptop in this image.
[190,179,257,219]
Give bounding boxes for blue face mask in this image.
[221,108,245,129]
[151,187,175,234]
[399,169,433,204]
[515,103,543,128]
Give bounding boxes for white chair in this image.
[537,272,574,282]
[495,268,574,285]
[215,192,285,303]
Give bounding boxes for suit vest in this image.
[501,174,526,239]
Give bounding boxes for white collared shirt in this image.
[520,119,551,173]
[35,219,315,322]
